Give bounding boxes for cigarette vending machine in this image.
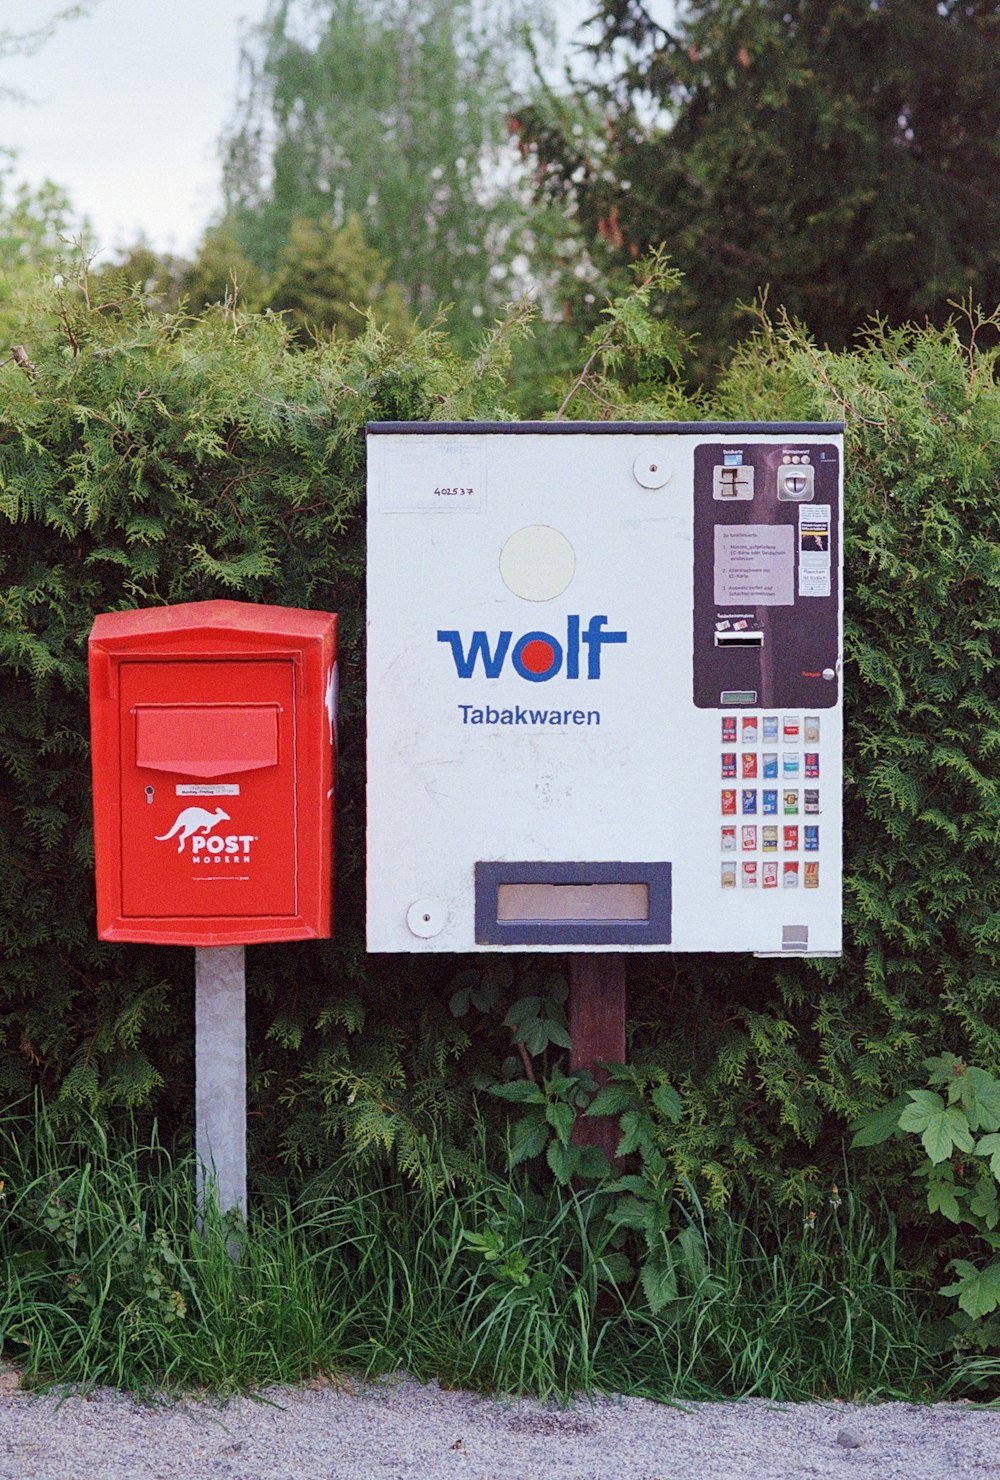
[366,422,843,955]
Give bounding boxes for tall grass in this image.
[0,1104,941,1398]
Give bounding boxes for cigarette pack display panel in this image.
[366,422,843,954]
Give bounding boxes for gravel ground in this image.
[1,1374,1000,1479]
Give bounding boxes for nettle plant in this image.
[852,1054,1000,1342]
[489,1062,707,1314]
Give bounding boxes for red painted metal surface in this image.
[89,601,337,946]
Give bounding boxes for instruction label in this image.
[714,525,794,606]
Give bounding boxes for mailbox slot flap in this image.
[134,703,280,778]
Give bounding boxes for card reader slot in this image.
[498,883,649,923]
[715,631,764,647]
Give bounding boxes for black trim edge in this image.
[367,420,843,436]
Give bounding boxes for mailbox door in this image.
[118,659,298,921]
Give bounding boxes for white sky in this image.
[0,0,266,259]
[0,0,659,263]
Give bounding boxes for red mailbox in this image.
[89,601,337,945]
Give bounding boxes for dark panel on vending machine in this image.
[692,442,840,709]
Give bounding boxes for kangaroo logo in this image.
[155,806,230,854]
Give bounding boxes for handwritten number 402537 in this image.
[434,486,474,496]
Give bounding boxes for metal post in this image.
[195,945,247,1220]
[569,954,627,1163]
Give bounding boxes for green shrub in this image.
[600,301,1000,1206]
[853,1052,1000,1367]
[0,258,531,1157]
[2,255,1000,1221]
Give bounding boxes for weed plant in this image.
[0,1104,940,1400]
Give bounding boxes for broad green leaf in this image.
[502,996,543,1030]
[544,1020,573,1051]
[849,1096,909,1148]
[919,1106,974,1163]
[977,1133,1000,1181]
[610,1195,652,1231]
[597,1251,633,1285]
[462,1229,503,1261]
[640,1254,678,1314]
[545,1099,575,1147]
[940,1260,1000,1320]
[925,1052,965,1086]
[616,1110,655,1159]
[546,1140,575,1186]
[675,1223,707,1282]
[470,979,500,1013]
[572,1145,610,1180]
[522,1019,552,1056]
[605,1174,656,1199]
[449,987,471,1017]
[960,1068,1000,1132]
[899,1089,945,1133]
[651,1083,682,1122]
[544,1068,575,1098]
[508,1112,549,1167]
[585,1083,634,1117]
[926,1178,962,1222]
[943,1107,976,1154]
[968,1178,999,1229]
[489,1079,547,1104]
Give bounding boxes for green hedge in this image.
[2,270,999,1205]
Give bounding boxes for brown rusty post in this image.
[569,954,626,1162]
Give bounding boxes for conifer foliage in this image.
[0,261,515,1121]
[1,259,999,1204]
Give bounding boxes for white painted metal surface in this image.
[366,425,843,955]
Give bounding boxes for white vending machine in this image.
[366,421,843,956]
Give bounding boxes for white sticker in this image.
[381,441,486,513]
[714,525,794,606]
[799,505,831,597]
[175,784,241,797]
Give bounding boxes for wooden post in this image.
[569,953,626,1162]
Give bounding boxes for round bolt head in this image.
[631,446,671,489]
[406,898,447,938]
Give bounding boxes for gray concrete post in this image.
[194,945,247,1219]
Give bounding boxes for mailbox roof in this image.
[90,600,334,651]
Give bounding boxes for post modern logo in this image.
[437,615,627,682]
[155,806,256,862]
